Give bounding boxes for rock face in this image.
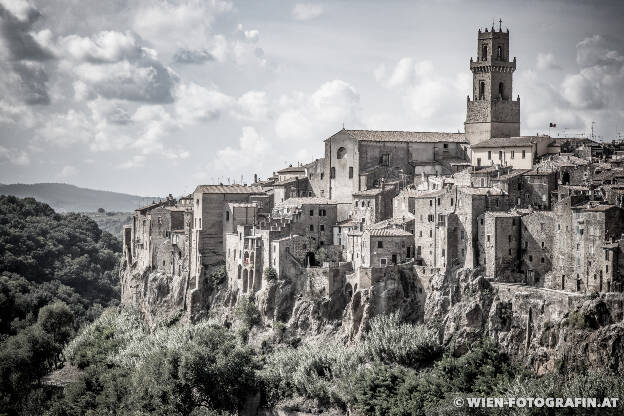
[424,266,624,374]
[121,257,624,375]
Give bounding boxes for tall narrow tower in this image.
[465,23,520,145]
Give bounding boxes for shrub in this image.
[235,296,262,330]
[264,267,277,281]
[360,313,442,368]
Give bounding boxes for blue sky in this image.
[0,0,623,196]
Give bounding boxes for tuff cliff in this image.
[425,266,624,374]
[121,261,624,374]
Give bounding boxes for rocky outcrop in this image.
[425,266,624,374]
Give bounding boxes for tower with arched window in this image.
[465,24,520,145]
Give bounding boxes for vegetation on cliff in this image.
[0,196,121,415]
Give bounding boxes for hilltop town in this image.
[120,25,624,370]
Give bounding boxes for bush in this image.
[360,313,442,368]
[264,267,277,281]
[235,296,262,329]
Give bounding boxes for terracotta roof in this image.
[367,228,413,237]
[275,197,336,207]
[277,165,306,173]
[471,136,552,149]
[330,129,467,143]
[194,185,264,194]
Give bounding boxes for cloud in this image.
[58,31,179,103]
[0,0,53,104]
[211,126,270,175]
[374,57,470,130]
[172,48,215,64]
[59,165,77,177]
[0,144,29,166]
[292,3,323,21]
[560,35,624,111]
[276,80,360,141]
[536,52,560,71]
[174,82,234,124]
[234,90,270,121]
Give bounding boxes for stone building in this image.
[191,184,265,282]
[272,197,338,249]
[478,211,522,281]
[549,199,624,293]
[465,25,520,145]
[348,228,414,269]
[321,129,468,203]
[470,136,552,169]
[350,183,397,227]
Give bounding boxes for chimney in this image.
[254,173,258,183]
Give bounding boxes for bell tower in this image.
[465,21,520,145]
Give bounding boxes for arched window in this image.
[336,147,347,159]
[496,45,503,60]
[330,167,336,178]
[482,44,488,61]
[479,81,485,99]
[498,82,504,99]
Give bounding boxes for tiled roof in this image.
[471,136,552,148]
[353,186,395,197]
[194,185,265,194]
[367,228,413,237]
[275,197,336,207]
[330,129,467,143]
[277,165,306,173]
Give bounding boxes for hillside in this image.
[0,183,160,213]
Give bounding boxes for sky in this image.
[0,0,623,196]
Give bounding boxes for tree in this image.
[97,208,106,214]
[263,267,277,281]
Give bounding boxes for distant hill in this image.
[0,183,161,213]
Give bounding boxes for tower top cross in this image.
[499,18,502,31]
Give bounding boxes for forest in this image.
[1,196,623,416]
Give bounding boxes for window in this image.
[349,166,354,178]
[367,201,370,207]
[511,150,515,159]
[529,255,533,262]
[443,143,449,149]
[508,249,512,255]
[419,231,423,237]
[497,45,503,60]
[606,251,610,261]
[487,235,491,242]
[320,225,325,232]
[330,167,336,178]
[377,241,383,248]
[310,209,314,216]
[321,173,324,180]
[450,198,454,206]
[499,150,503,160]
[481,178,485,187]
[522,150,526,159]
[308,191,312,197]
[417,246,422,255]
[461,231,464,240]
[488,151,492,160]
[508,235,512,242]
[482,44,487,61]
[477,158,481,166]
[428,214,434,222]
[442,249,445,258]
[380,153,390,166]
[429,230,432,237]
[541,257,545,263]
[479,81,485,99]
[480,218,484,225]
[337,147,347,159]
[320,209,326,216]
[380,258,387,266]
[541,241,545,248]
[226,211,230,221]
[498,82,504,99]
[438,214,445,225]
[355,201,358,207]
[429,200,433,206]
[309,224,314,231]
[437,198,441,206]
[199,218,201,228]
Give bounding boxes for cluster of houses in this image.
[121,26,624,303]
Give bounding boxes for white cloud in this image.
[59,165,77,177]
[536,52,560,71]
[374,57,470,130]
[174,82,234,124]
[292,3,324,21]
[0,0,36,22]
[276,80,360,142]
[0,144,30,166]
[234,90,270,121]
[212,126,270,174]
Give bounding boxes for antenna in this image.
[499,18,502,31]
